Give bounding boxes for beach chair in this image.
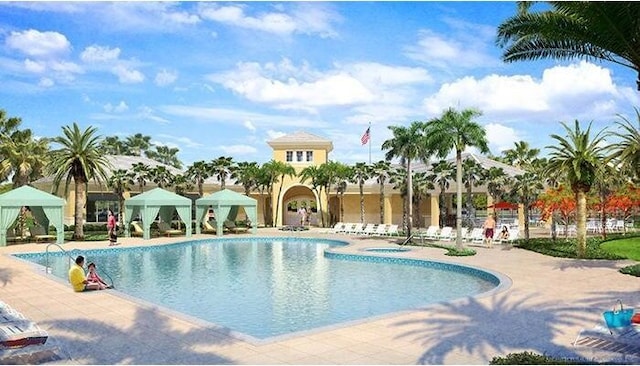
[436,226,453,241]
[384,224,399,236]
[202,221,217,234]
[468,228,484,244]
[131,221,145,237]
[420,226,439,240]
[0,321,48,349]
[371,224,389,236]
[358,224,376,236]
[454,227,468,241]
[28,225,56,243]
[158,222,182,237]
[326,222,344,234]
[224,220,248,234]
[347,223,365,235]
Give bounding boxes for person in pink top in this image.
[107,209,118,246]
[86,262,110,290]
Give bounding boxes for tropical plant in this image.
[333,162,352,224]
[608,108,640,181]
[146,145,183,169]
[231,161,260,196]
[48,123,111,240]
[350,162,371,223]
[484,167,508,210]
[388,166,408,232]
[510,171,544,240]
[431,159,455,227]
[99,136,129,155]
[371,160,391,224]
[210,156,234,191]
[318,161,343,227]
[273,161,296,226]
[125,133,152,156]
[131,162,150,193]
[546,120,607,258]
[299,165,326,227]
[0,109,24,182]
[1,129,50,187]
[461,158,485,227]
[150,165,174,189]
[185,160,210,197]
[381,121,428,238]
[423,108,489,249]
[171,174,193,196]
[107,169,134,227]
[412,171,435,229]
[496,2,640,91]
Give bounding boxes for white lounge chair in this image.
[436,226,453,241]
[420,226,439,240]
[346,223,364,235]
[327,222,344,233]
[0,321,48,349]
[371,224,389,236]
[359,224,377,236]
[384,224,399,236]
[468,228,484,244]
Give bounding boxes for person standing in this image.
[107,209,118,246]
[482,214,497,248]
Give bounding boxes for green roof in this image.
[0,185,65,206]
[126,188,191,206]
[196,189,257,207]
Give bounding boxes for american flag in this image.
[361,127,370,145]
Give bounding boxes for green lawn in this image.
[600,237,640,261]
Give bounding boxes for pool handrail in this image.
[45,243,77,273]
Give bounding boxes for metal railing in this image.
[44,244,115,289]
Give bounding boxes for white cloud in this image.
[80,45,121,63]
[423,61,630,121]
[266,130,287,140]
[156,134,204,148]
[111,64,145,84]
[484,123,521,154]
[24,59,46,73]
[104,101,129,113]
[155,69,178,86]
[244,120,256,132]
[198,3,339,38]
[404,28,498,70]
[218,144,258,155]
[38,77,54,88]
[5,29,70,58]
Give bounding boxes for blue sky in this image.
[1,1,638,167]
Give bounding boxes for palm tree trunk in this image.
[600,193,607,240]
[406,159,413,239]
[379,183,384,224]
[577,190,587,258]
[198,181,203,197]
[74,177,86,240]
[318,187,325,228]
[275,178,284,227]
[359,183,364,223]
[523,200,530,240]
[455,150,463,249]
[340,193,345,222]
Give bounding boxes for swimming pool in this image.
[15,238,502,340]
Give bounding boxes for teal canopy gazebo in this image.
[195,189,258,236]
[124,188,192,240]
[0,185,65,246]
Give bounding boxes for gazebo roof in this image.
[0,185,65,206]
[196,189,257,206]
[126,188,191,206]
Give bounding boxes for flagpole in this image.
[368,122,371,164]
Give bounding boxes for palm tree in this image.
[184,161,210,197]
[484,166,508,211]
[100,136,128,155]
[1,129,50,187]
[0,109,24,182]
[412,172,435,229]
[320,161,345,227]
[503,141,541,169]
[107,169,134,227]
[350,162,371,223]
[381,122,428,238]
[146,145,183,169]
[608,108,640,181]
[332,162,352,224]
[231,161,260,196]
[150,165,174,189]
[546,120,607,258]
[209,156,234,190]
[423,108,489,249]
[496,2,640,90]
[125,133,152,157]
[48,123,111,240]
[461,158,484,227]
[388,166,409,232]
[432,160,455,227]
[131,162,150,193]
[171,174,193,196]
[371,160,391,224]
[509,171,544,240]
[299,165,326,227]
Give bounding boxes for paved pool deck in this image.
[0,228,638,364]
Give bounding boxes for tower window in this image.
[286,151,293,162]
[306,151,313,162]
[296,151,303,162]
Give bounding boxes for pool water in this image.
[17,238,499,339]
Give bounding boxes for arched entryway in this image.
[281,185,318,226]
